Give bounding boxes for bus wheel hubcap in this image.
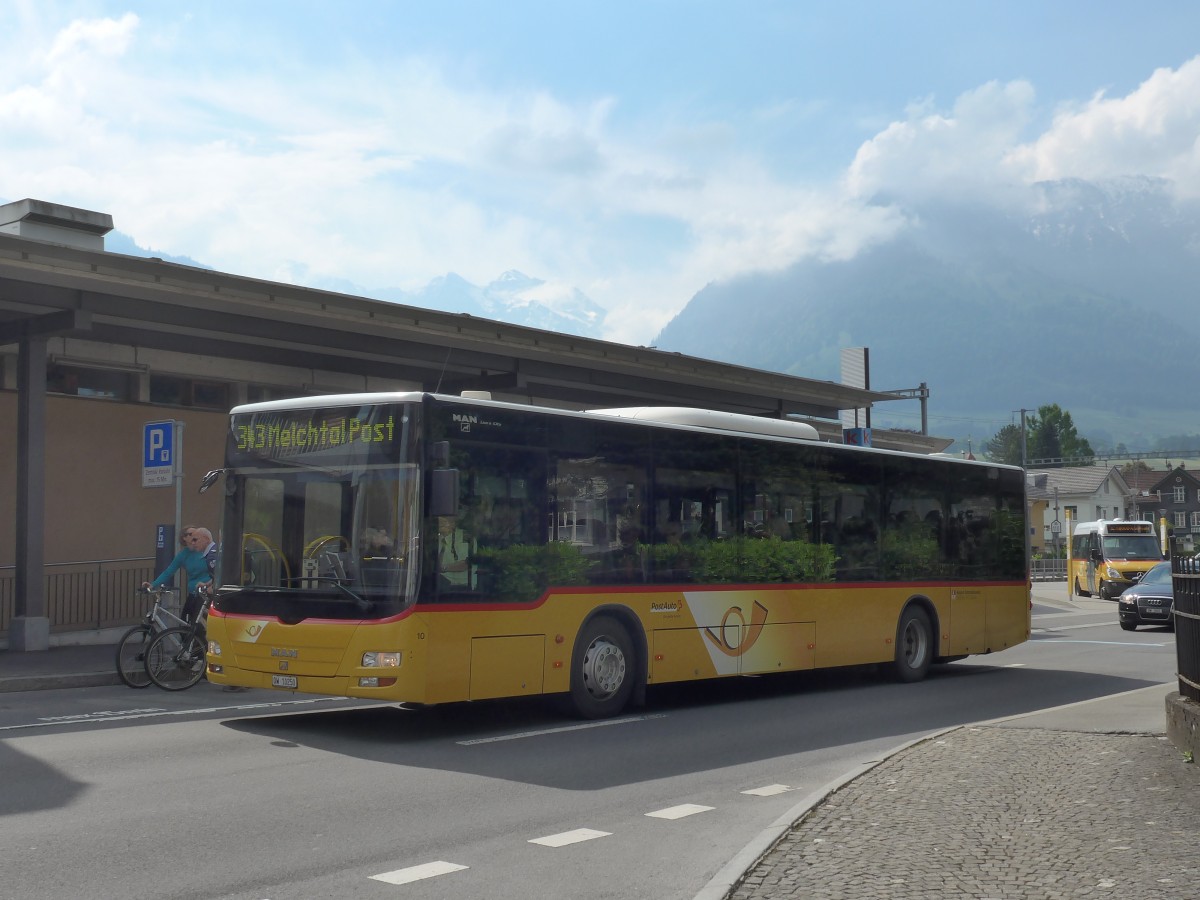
[582,638,626,699]
[903,623,927,666]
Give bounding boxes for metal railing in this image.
[1172,555,1200,703]
[0,557,154,636]
[1030,558,1067,581]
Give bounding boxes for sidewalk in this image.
[713,706,1200,900]
[0,640,121,692]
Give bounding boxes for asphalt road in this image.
[0,587,1178,900]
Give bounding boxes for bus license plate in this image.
[272,674,298,688]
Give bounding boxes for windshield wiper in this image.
[281,576,371,611]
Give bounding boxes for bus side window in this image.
[819,451,882,581]
[544,416,652,587]
[425,442,547,602]
[648,432,735,582]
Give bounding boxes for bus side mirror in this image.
[1089,548,1103,562]
[199,469,225,494]
[431,469,460,517]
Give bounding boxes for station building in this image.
[1,199,946,649]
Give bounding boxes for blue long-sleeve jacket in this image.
[150,548,213,594]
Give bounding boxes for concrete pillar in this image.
[13,335,49,651]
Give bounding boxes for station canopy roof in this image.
[0,209,947,454]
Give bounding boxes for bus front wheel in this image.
[893,606,933,683]
[569,615,635,719]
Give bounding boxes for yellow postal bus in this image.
[1069,519,1164,600]
[202,392,1030,717]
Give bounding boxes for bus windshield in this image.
[214,402,420,621]
[1101,534,1162,561]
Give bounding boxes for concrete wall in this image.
[1166,693,1199,762]
[0,390,227,566]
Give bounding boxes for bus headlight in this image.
[208,640,222,656]
[1105,566,1122,580]
[362,651,402,668]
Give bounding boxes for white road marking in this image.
[741,784,794,797]
[529,828,611,847]
[370,861,468,885]
[38,707,167,721]
[457,713,667,745]
[646,803,714,819]
[1032,639,1168,647]
[0,697,359,732]
[1032,620,1126,632]
[1004,663,1027,668]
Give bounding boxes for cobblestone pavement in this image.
[727,726,1200,900]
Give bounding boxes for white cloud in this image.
[2,12,911,346]
[845,80,1037,203]
[46,11,137,64]
[843,59,1200,212]
[1005,57,1200,196]
[4,11,1200,349]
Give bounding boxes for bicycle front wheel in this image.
[115,624,153,689]
[145,627,207,691]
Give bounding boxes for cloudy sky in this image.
[4,1,1200,346]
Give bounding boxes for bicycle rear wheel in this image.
[115,624,153,688]
[145,627,207,691]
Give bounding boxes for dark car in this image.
[1117,561,1175,631]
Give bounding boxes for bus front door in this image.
[1087,547,1101,596]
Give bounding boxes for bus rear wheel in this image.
[1074,578,1090,598]
[893,606,933,683]
[569,615,635,719]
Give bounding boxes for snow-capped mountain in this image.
[652,177,1200,450]
[377,270,606,339]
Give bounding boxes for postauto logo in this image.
[703,600,768,658]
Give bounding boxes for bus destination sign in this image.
[229,405,404,463]
[1106,522,1153,534]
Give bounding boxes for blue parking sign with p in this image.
[145,422,173,467]
[143,421,176,487]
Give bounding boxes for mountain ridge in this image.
[652,177,1200,451]
[100,225,608,340]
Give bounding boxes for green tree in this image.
[983,424,1023,465]
[981,405,1094,467]
[1027,404,1093,466]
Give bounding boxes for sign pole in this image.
[1065,509,1073,602]
[174,420,186,549]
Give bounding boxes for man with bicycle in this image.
[142,525,217,624]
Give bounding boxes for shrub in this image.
[473,542,594,603]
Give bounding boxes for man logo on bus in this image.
[704,600,768,657]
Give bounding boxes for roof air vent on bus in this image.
[587,406,820,440]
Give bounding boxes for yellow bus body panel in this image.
[469,635,545,700]
[206,580,1029,702]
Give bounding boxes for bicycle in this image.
[115,588,187,688]
[144,590,212,691]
